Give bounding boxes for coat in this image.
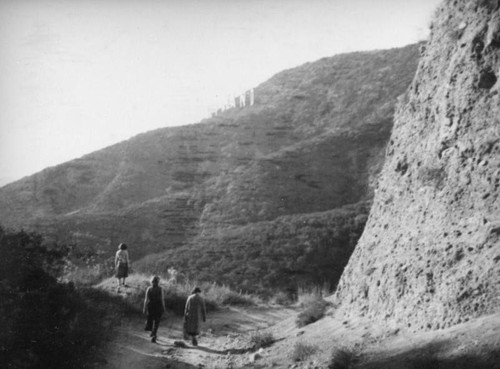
[184,293,206,335]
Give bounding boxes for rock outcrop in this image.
[336,0,500,331]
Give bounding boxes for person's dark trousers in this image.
[146,312,162,341]
[152,314,161,336]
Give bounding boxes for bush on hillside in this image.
[297,284,330,306]
[0,227,115,369]
[200,281,258,307]
[291,341,318,362]
[64,263,111,286]
[220,290,256,306]
[270,291,295,306]
[62,241,118,286]
[328,345,358,369]
[249,330,275,350]
[295,297,329,328]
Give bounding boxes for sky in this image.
[0,0,442,185]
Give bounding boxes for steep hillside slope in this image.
[336,0,500,331]
[141,201,370,294]
[198,124,389,228]
[0,45,420,291]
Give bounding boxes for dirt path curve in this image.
[100,305,295,369]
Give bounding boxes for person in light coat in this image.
[183,287,206,346]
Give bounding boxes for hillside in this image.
[336,0,500,331]
[0,44,420,293]
[141,201,370,294]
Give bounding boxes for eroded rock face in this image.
[336,0,500,331]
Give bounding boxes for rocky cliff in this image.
[336,0,500,331]
[0,45,420,292]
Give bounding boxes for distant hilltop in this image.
[0,177,16,188]
[211,88,255,116]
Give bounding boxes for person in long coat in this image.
[183,287,206,346]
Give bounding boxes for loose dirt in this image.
[98,303,296,369]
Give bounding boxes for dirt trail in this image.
[98,302,500,369]
[99,303,295,369]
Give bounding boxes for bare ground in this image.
[97,303,296,369]
[96,284,500,369]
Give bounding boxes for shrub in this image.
[64,263,111,286]
[291,341,318,362]
[249,330,275,349]
[270,291,294,306]
[200,281,259,307]
[62,241,116,286]
[296,298,329,327]
[1,283,108,368]
[220,290,257,306]
[328,345,358,369]
[0,226,117,369]
[297,284,330,306]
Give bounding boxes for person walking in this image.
[183,287,206,346]
[143,276,166,343]
[115,243,130,291]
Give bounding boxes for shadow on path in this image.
[186,337,286,356]
[190,345,251,355]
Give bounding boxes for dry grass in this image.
[269,291,294,306]
[297,284,331,306]
[295,284,331,327]
[249,330,275,350]
[95,272,260,314]
[295,297,329,327]
[63,262,112,286]
[328,345,358,369]
[291,341,318,362]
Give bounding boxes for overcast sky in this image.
[0,0,442,185]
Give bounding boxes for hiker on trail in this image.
[183,287,206,346]
[143,276,166,343]
[115,243,130,290]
